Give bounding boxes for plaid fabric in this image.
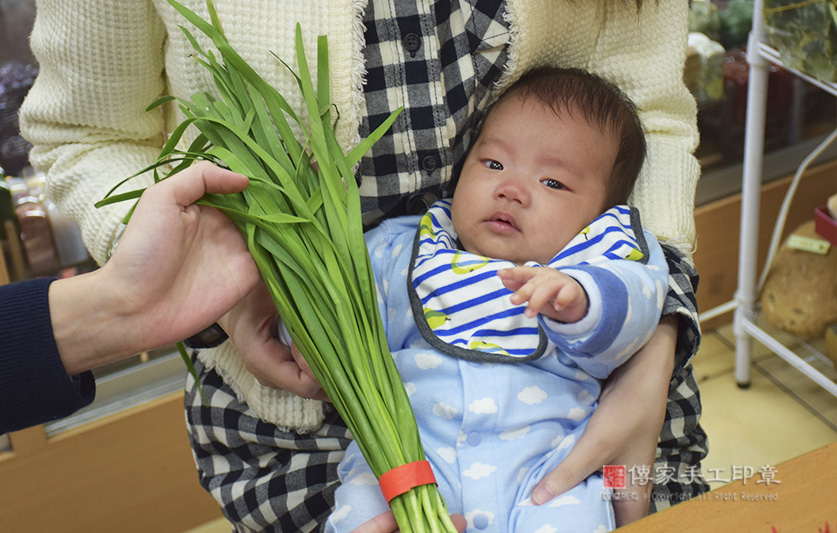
[357,0,508,224]
[185,357,351,533]
[186,0,709,528]
[649,244,711,513]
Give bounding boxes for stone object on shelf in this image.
[760,221,837,339]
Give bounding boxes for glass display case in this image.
[688,0,837,206]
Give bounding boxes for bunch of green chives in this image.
[97,1,456,531]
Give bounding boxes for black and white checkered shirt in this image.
[185,2,709,530]
[357,0,508,223]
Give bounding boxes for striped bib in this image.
[407,200,648,363]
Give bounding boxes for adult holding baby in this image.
[21,0,707,530]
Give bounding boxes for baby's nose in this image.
[495,177,530,206]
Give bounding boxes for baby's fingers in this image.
[547,281,589,323]
[499,272,540,308]
[497,267,537,292]
[498,269,553,317]
[521,281,565,318]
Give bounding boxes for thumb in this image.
[532,442,603,505]
[154,162,248,207]
[290,343,329,402]
[199,164,250,196]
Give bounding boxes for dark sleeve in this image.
[650,244,711,512]
[0,277,95,434]
[661,244,701,370]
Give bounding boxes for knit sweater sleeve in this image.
[591,1,701,255]
[19,1,361,268]
[18,0,168,264]
[0,278,95,435]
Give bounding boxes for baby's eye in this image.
[486,160,503,170]
[541,178,564,190]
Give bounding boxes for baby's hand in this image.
[497,266,588,323]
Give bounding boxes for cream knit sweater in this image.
[20,0,699,432]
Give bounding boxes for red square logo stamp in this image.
[603,465,627,489]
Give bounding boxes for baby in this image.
[326,67,668,532]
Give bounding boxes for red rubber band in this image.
[378,460,437,503]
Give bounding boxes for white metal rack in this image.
[734,0,837,397]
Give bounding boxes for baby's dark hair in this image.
[492,67,647,208]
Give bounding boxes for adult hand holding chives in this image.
[51,162,259,375]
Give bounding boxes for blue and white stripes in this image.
[408,200,646,362]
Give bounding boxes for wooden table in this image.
[618,441,837,532]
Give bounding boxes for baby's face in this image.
[452,94,617,265]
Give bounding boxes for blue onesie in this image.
[325,200,668,532]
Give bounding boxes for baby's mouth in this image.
[486,212,518,232]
